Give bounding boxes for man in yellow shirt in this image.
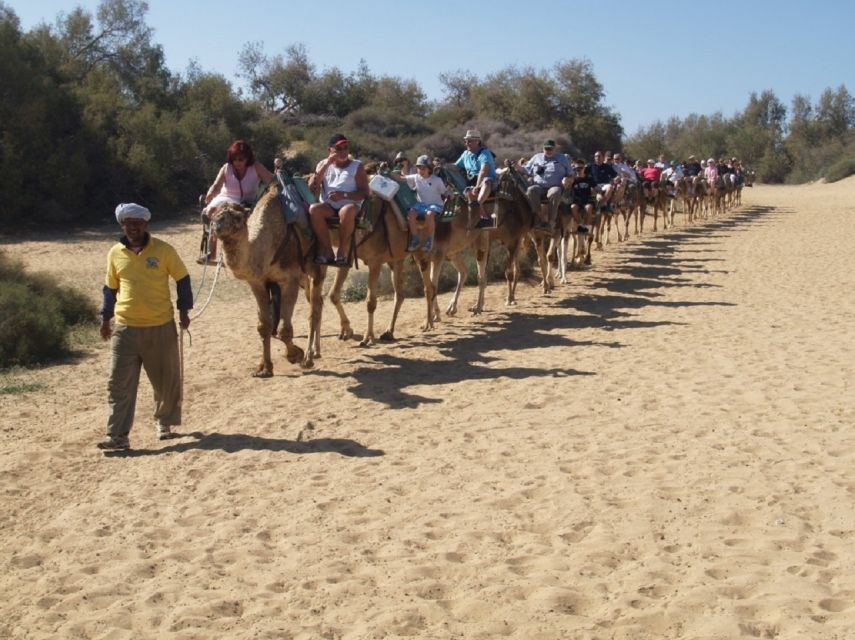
[98,203,193,450]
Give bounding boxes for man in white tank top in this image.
[308,134,370,266]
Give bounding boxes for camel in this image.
[549,203,595,285]
[614,179,642,241]
[324,194,416,346]
[209,186,325,376]
[411,164,549,327]
[639,178,669,233]
[670,177,695,226]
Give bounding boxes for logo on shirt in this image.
[146,257,160,269]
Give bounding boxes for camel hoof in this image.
[252,367,273,378]
[506,300,517,306]
[379,331,395,342]
[339,327,354,340]
[286,346,305,365]
[300,358,314,370]
[357,338,374,348]
[446,307,457,317]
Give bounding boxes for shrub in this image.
[0,252,97,368]
[824,157,855,183]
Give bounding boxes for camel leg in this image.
[359,265,381,347]
[248,282,274,378]
[415,253,436,331]
[380,261,405,341]
[303,267,326,367]
[535,233,553,294]
[429,255,443,322]
[328,267,354,341]
[276,275,305,366]
[446,253,468,316]
[506,240,521,306]
[470,242,489,315]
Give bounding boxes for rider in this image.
[683,155,703,194]
[200,140,275,264]
[307,133,370,266]
[393,151,414,176]
[588,150,618,210]
[519,139,574,231]
[641,159,663,200]
[401,155,448,253]
[454,129,497,229]
[612,152,637,204]
[569,159,595,233]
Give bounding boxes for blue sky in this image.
[9,0,855,135]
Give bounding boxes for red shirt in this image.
[642,167,662,182]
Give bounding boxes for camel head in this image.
[210,202,250,240]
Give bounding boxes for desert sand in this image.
[1,181,853,639]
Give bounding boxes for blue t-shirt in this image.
[455,146,497,182]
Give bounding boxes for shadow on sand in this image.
[306,204,779,409]
[104,431,385,458]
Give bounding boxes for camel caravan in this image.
[199,134,750,376]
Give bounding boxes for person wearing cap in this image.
[401,155,448,252]
[454,130,497,229]
[654,154,670,170]
[308,134,370,266]
[98,204,193,450]
[519,139,573,231]
[393,151,414,176]
[200,140,275,264]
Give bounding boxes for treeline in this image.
[2,0,854,230]
[626,88,855,184]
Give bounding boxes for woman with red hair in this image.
[199,140,274,264]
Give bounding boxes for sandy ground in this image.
[0,181,853,640]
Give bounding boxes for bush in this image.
[824,157,855,183]
[0,252,97,368]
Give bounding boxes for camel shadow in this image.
[308,203,773,409]
[104,431,385,458]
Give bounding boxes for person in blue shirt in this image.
[519,139,574,230]
[454,129,497,229]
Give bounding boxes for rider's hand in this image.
[100,319,112,341]
[179,310,190,330]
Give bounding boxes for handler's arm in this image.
[175,275,193,329]
[100,286,117,340]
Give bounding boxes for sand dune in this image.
[1,181,853,639]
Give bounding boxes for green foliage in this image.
[824,157,855,183]
[0,252,97,368]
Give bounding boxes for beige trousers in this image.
[107,320,181,438]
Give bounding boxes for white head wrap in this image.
[115,203,151,223]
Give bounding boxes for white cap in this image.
[115,203,151,223]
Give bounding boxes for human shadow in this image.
[105,431,385,458]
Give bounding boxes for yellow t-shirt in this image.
[105,236,188,327]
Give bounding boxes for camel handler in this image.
[518,139,574,231]
[97,203,193,451]
[454,129,497,229]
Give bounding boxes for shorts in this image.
[465,176,496,189]
[409,202,443,219]
[571,198,591,208]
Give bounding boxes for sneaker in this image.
[156,422,177,441]
[474,217,493,229]
[577,225,589,234]
[97,435,130,450]
[407,235,420,252]
[421,236,433,252]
